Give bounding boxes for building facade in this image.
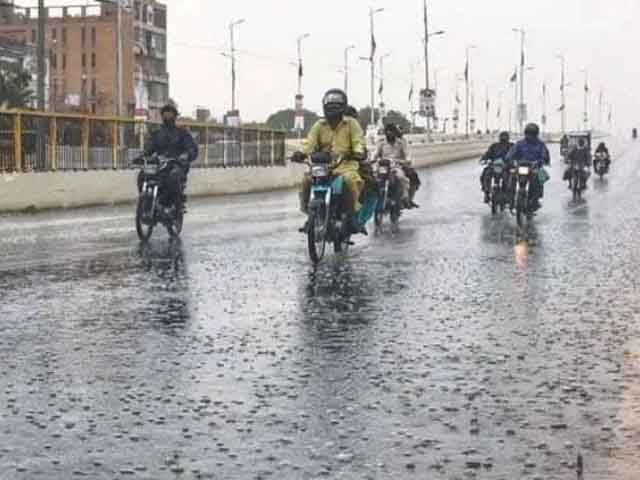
[0,37,49,109]
[0,1,168,119]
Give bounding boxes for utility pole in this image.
[379,52,391,120]
[513,27,526,130]
[343,45,355,97]
[465,45,476,137]
[422,0,444,134]
[598,88,603,131]
[513,66,518,133]
[542,81,547,133]
[297,33,310,96]
[116,0,123,116]
[582,68,589,130]
[222,19,245,117]
[36,0,45,111]
[484,85,489,133]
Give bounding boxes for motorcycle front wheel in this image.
[135,194,154,243]
[307,207,328,265]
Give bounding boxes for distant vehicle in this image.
[594,152,609,180]
[564,132,592,163]
[633,128,638,140]
[374,158,402,231]
[479,156,511,215]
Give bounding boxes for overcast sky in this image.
[22,0,640,134]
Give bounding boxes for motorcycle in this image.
[132,153,185,242]
[302,153,355,264]
[513,160,538,227]
[570,164,589,201]
[594,152,609,179]
[482,157,510,215]
[374,158,402,231]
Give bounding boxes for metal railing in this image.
[0,110,287,173]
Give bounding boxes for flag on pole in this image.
[497,106,501,118]
[455,92,461,104]
[543,82,546,96]
[608,107,612,123]
[408,83,414,102]
[509,69,517,83]
[584,82,589,93]
[558,104,565,112]
[370,33,377,60]
[521,50,525,67]
[378,79,383,95]
[464,60,469,81]
[486,98,490,112]
[298,62,303,80]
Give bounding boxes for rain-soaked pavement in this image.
[1,142,640,480]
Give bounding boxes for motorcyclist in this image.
[594,141,611,171]
[560,134,569,159]
[564,137,591,189]
[506,123,550,211]
[292,89,366,234]
[138,104,199,212]
[396,126,421,208]
[480,131,514,203]
[372,123,411,208]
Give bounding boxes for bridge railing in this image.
[0,110,287,173]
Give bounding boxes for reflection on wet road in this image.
[1,143,640,479]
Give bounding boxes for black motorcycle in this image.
[302,153,354,264]
[374,158,402,231]
[132,153,184,242]
[513,160,538,227]
[594,152,609,180]
[481,157,511,215]
[570,164,588,201]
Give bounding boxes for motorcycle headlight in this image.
[518,166,531,176]
[144,165,158,175]
[378,166,389,175]
[311,165,329,178]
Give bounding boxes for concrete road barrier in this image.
[0,140,489,213]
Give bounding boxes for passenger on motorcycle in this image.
[372,123,411,208]
[137,104,199,212]
[506,123,550,211]
[594,142,611,171]
[396,126,421,208]
[564,138,591,189]
[292,89,366,233]
[480,131,514,203]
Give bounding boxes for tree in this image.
[356,107,411,133]
[0,62,33,109]
[266,108,320,137]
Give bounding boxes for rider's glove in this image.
[291,151,308,164]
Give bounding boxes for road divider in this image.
[0,139,490,213]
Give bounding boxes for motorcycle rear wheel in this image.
[135,195,154,243]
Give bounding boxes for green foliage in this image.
[357,107,411,133]
[266,108,320,137]
[0,62,33,109]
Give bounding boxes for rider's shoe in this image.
[483,192,490,204]
[298,220,309,233]
[410,201,420,209]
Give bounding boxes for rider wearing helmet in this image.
[292,89,366,233]
[506,123,550,211]
[373,122,411,208]
[594,141,611,171]
[138,103,199,211]
[480,131,514,203]
[564,137,592,188]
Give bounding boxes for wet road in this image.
[1,141,640,479]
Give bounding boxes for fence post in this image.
[204,126,209,167]
[14,113,22,172]
[112,120,118,170]
[271,131,275,166]
[50,117,57,171]
[82,117,90,170]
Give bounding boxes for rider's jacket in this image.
[482,141,514,163]
[303,117,365,159]
[144,124,199,164]
[568,146,591,168]
[507,138,551,169]
[373,138,408,167]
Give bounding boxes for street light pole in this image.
[116,0,123,116]
[556,54,567,134]
[513,26,526,131]
[36,0,45,111]
[369,7,384,128]
[227,19,245,113]
[465,45,476,137]
[344,44,355,97]
[582,68,589,130]
[379,52,391,110]
[297,33,310,96]
[422,0,444,134]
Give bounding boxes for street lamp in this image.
[512,26,526,130]
[423,0,445,133]
[343,44,356,97]
[581,67,589,130]
[296,33,310,95]
[228,18,245,114]
[368,6,384,128]
[465,44,477,137]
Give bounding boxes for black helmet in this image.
[524,123,540,139]
[322,89,348,122]
[160,103,179,117]
[499,131,510,143]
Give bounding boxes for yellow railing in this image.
[0,110,287,173]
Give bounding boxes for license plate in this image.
[144,166,158,175]
[493,166,503,174]
[518,167,530,176]
[311,165,329,177]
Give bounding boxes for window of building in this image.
[81,53,86,68]
[91,53,96,68]
[91,104,96,114]
[50,52,57,70]
[81,27,86,47]
[81,77,87,94]
[62,54,66,71]
[62,28,67,45]
[91,79,97,97]
[51,28,57,41]
[52,78,57,98]
[91,27,96,48]
[31,29,36,43]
